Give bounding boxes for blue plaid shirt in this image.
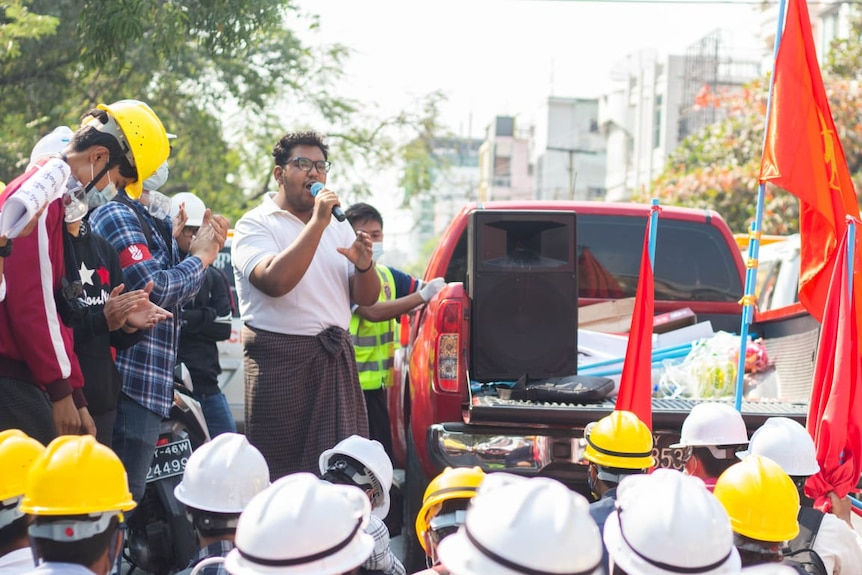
[175,540,235,575]
[89,195,205,417]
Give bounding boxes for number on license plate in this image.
[145,438,193,483]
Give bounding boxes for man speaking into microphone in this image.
[231,131,380,479]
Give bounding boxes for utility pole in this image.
[546,146,598,199]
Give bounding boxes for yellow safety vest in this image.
[349,265,397,391]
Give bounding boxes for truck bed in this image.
[466,395,809,428]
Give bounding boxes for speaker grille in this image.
[471,274,578,380]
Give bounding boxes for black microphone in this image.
[310,182,346,222]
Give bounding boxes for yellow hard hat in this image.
[94,99,170,200]
[19,435,136,516]
[0,429,44,502]
[583,410,655,470]
[416,466,485,553]
[713,455,800,543]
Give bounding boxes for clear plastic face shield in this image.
[142,161,171,219]
[63,185,89,223]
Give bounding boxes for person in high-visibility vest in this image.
[345,203,444,458]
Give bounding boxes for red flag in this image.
[759,0,861,329]
[805,224,862,510]
[615,217,655,430]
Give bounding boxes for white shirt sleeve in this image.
[0,274,5,302]
[813,512,862,575]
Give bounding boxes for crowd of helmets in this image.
[3,403,862,575]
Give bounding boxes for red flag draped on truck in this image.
[615,216,655,430]
[805,223,862,511]
[758,0,861,327]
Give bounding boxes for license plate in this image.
[145,438,192,483]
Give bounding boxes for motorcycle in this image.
[124,364,211,575]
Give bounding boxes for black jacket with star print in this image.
[68,221,143,415]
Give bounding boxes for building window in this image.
[819,7,840,57]
[653,94,663,149]
[493,141,511,188]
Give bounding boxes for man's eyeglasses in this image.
[285,157,331,174]
[181,226,199,238]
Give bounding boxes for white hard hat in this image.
[224,473,373,575]
[603,469,741,575]
[143,160,170,192]
[319,435,393,519]
[28,126,74,170]
[670,403,749,456]
[736,417,819,476]
[437,474,602,575]
[170,191,207,227]
[174,433,270,513]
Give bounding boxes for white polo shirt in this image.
[232,192,356,336]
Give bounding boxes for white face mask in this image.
[372,242,384,261]
[63,186,89,223]
[143,161,170,191]
[147,190,172,220]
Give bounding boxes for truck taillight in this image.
[435,300,462,393]
[399,314,409,347]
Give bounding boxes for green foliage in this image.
[0,0,449,225]
[825,9,862,79]
[642,74,862,235]
[0,0,58,61]
[398,92,453,207]
[400,235,440,278]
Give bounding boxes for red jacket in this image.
[0,165,85,405]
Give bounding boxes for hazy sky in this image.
[298,0,768,137]
[291,0,771,258]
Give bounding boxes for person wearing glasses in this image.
[231,131,379,480]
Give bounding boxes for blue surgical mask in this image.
[84,163,118,209]
[87,181,117,209]
[147,190,172,220]
[372,242,384,261]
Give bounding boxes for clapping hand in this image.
[172,202,188,238]
[124,281,173,330]
[189,210,230,266]
[104,281,173,332]
[103,283,152,331]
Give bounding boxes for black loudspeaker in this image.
[467,211,578,381]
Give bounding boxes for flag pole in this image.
[848,217,856,297]
[614,200,660,429]
[648,198,659,268]
[734,0,790,411]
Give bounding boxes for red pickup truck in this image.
[389,200,810,567]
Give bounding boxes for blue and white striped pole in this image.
[734,0,789,412]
